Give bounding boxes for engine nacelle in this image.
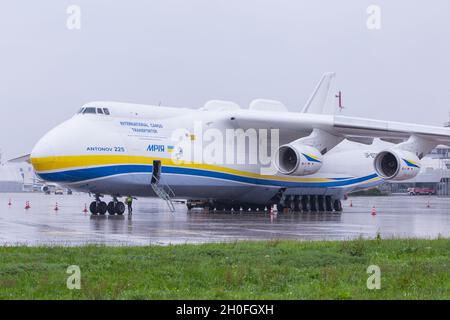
[374,149,421,181]
[275,143,323,176]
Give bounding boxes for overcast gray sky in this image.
[1,0,449,159]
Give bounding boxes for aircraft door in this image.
[152,160,161,184]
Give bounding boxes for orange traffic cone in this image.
[83,203,88,213]
[25,201,31,210]
[8,198,11,206]
[54,202,59,211]
[371,206,376,216]
[349,200,353,207]
[426,201,430,208]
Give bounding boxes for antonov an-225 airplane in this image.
[26,73,450,215]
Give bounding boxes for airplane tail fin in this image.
[301,72,335,114]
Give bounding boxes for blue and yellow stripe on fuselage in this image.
[31,155,381,188]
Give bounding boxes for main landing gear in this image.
[277,195,343,213]
[186,200,268,212]
[90,195,125,215]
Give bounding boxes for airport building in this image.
[0,151,36,192]
[382,117,450,196]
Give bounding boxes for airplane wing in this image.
[225,109,449,180]
[333,115,450,143]
[229,112,450,144]
[225,71,450,147]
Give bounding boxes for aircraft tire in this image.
[288,198,295,211]
[333,200,343,212]
[115,202,126,215]
[310,195,317,212]
[107,202,115,215]
[89,201,98,215]
[301,196,308,212]
[325,196,333,212]
[284,197,293,212]
[276,203,284,212]
[318,196,325,212]
[293,196,301,212]
[98,201,107,215]
[229,206,237,212]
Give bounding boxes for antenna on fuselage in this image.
[335,90,345,112]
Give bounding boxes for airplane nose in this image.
[30,131,56,174]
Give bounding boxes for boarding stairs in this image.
[151,176,176,212]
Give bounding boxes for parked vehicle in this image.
[407,187,436,195]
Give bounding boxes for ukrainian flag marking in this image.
[302,153,321,163]
[402,159,420,168]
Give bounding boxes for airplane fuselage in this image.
[30,102,386,206]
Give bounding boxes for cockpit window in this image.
[83,107,96,114]
[77,106,110,115]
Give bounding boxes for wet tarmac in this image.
[0,193,449,245]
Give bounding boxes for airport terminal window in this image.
[83,107,96,114]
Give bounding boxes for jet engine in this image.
[374,149,421,181]
[275,143,323,176]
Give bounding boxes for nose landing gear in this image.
[89,195,107,215]
[90,195,125,215]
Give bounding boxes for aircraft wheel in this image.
[290,202,296,212]
[284,197,293,212]
[89,201,98,215]
[293,196,301,212]
[115,202,126,215]
[325,196,333,212]
[310,195,317,212]
[318,196,325,212]
[276,203,284,212]
[301,196,309,212]
[333,199,343,212]
[107,202,116,215]
[98,201,107,215]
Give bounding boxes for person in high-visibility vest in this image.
[125,196,136,215]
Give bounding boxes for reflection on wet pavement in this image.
[0,193,448,245]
